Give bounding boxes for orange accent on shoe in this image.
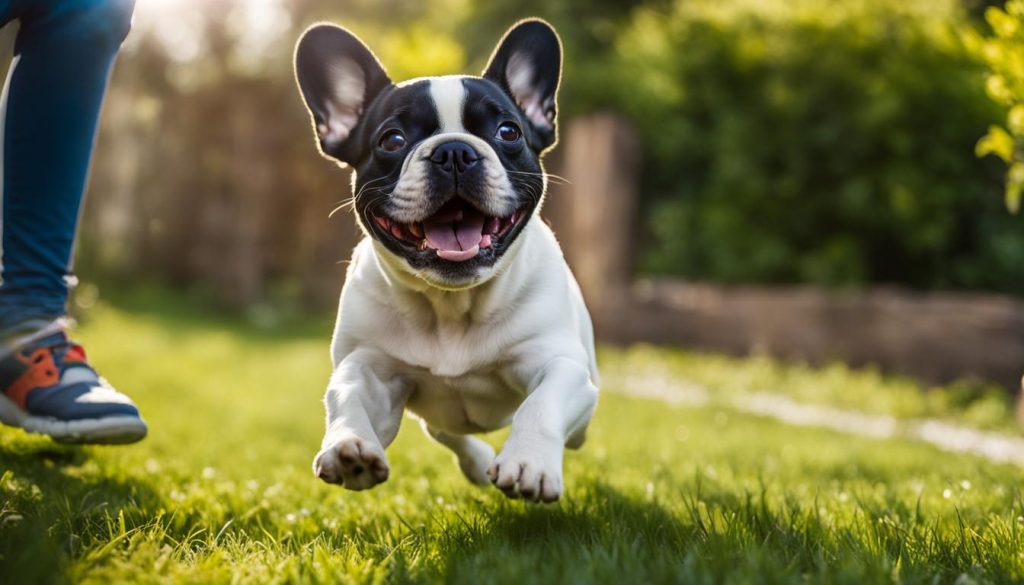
[63,344,87,364]
[6,349,60,408]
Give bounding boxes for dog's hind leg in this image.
[565,424,588,450]
[419,420,495,485]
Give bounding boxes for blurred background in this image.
[3,0,1023,392]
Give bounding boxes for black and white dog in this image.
[294,19,598,503]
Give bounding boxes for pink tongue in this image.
[424,222,459,251]
[424,209,485,262]
[454,210,484,250]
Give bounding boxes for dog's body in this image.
[295,21,598,502]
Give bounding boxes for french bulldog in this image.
[294,19,598,503]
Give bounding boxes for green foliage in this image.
[458,0,662,114]
[3,295,1024,583]
[976,0,1024,213]
[612,0,1024,292]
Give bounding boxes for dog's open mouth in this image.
[373,199,525,262]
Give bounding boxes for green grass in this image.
[2,293,1024,584]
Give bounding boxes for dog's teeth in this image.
[485,217,500,234]
[481,234,492,249]
[408,222,423,238]
[390,224,404,239]
[374,216,388,230]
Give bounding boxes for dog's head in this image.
[295,20,561,289]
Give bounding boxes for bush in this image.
[976,0,1024,213]
[614,0,1024,293]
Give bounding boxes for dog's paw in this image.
[487,439,563,503]
[457,437,496,486]
[313,436,389,491]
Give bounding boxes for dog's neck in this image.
[369,224,534,328]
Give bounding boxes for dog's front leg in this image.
[489,356,598,503]
[313,349,409,491]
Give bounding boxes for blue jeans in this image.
[0,0,134,333]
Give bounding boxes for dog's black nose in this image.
[430,141,480,174]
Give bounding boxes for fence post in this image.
[549,113,640,317]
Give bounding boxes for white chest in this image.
[402,366,524,434]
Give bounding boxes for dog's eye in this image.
[495,123,522,143]
[378,130,407,152]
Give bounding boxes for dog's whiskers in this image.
[328,197,358,218]
[509,176,543,203]
[507,170,570,185]
[331,174,399,219]
[360,193,391,230]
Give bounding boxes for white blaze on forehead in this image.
[429,76,467,133]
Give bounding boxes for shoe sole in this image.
[0,393,147,445]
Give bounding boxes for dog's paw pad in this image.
[313,437,389,491]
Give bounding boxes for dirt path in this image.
[614,373,1024,466]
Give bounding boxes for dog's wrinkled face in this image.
[295,20,562,288]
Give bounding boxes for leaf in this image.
[987,7,1019,38]
[976,125,1015,161]
[1009,105,1024,135]
[1006,162,1024,213]
[985,75,1011,104]
[1007,0,1024,19]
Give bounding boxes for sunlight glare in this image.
[130,0,291,67]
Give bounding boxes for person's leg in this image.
[0,0,145,444]
[0,0,135,332]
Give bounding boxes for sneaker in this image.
[0,322,147,444]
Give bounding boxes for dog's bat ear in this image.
[294,24,391,165]
[482,19,562,151]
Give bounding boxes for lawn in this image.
[2,293,1024,584]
